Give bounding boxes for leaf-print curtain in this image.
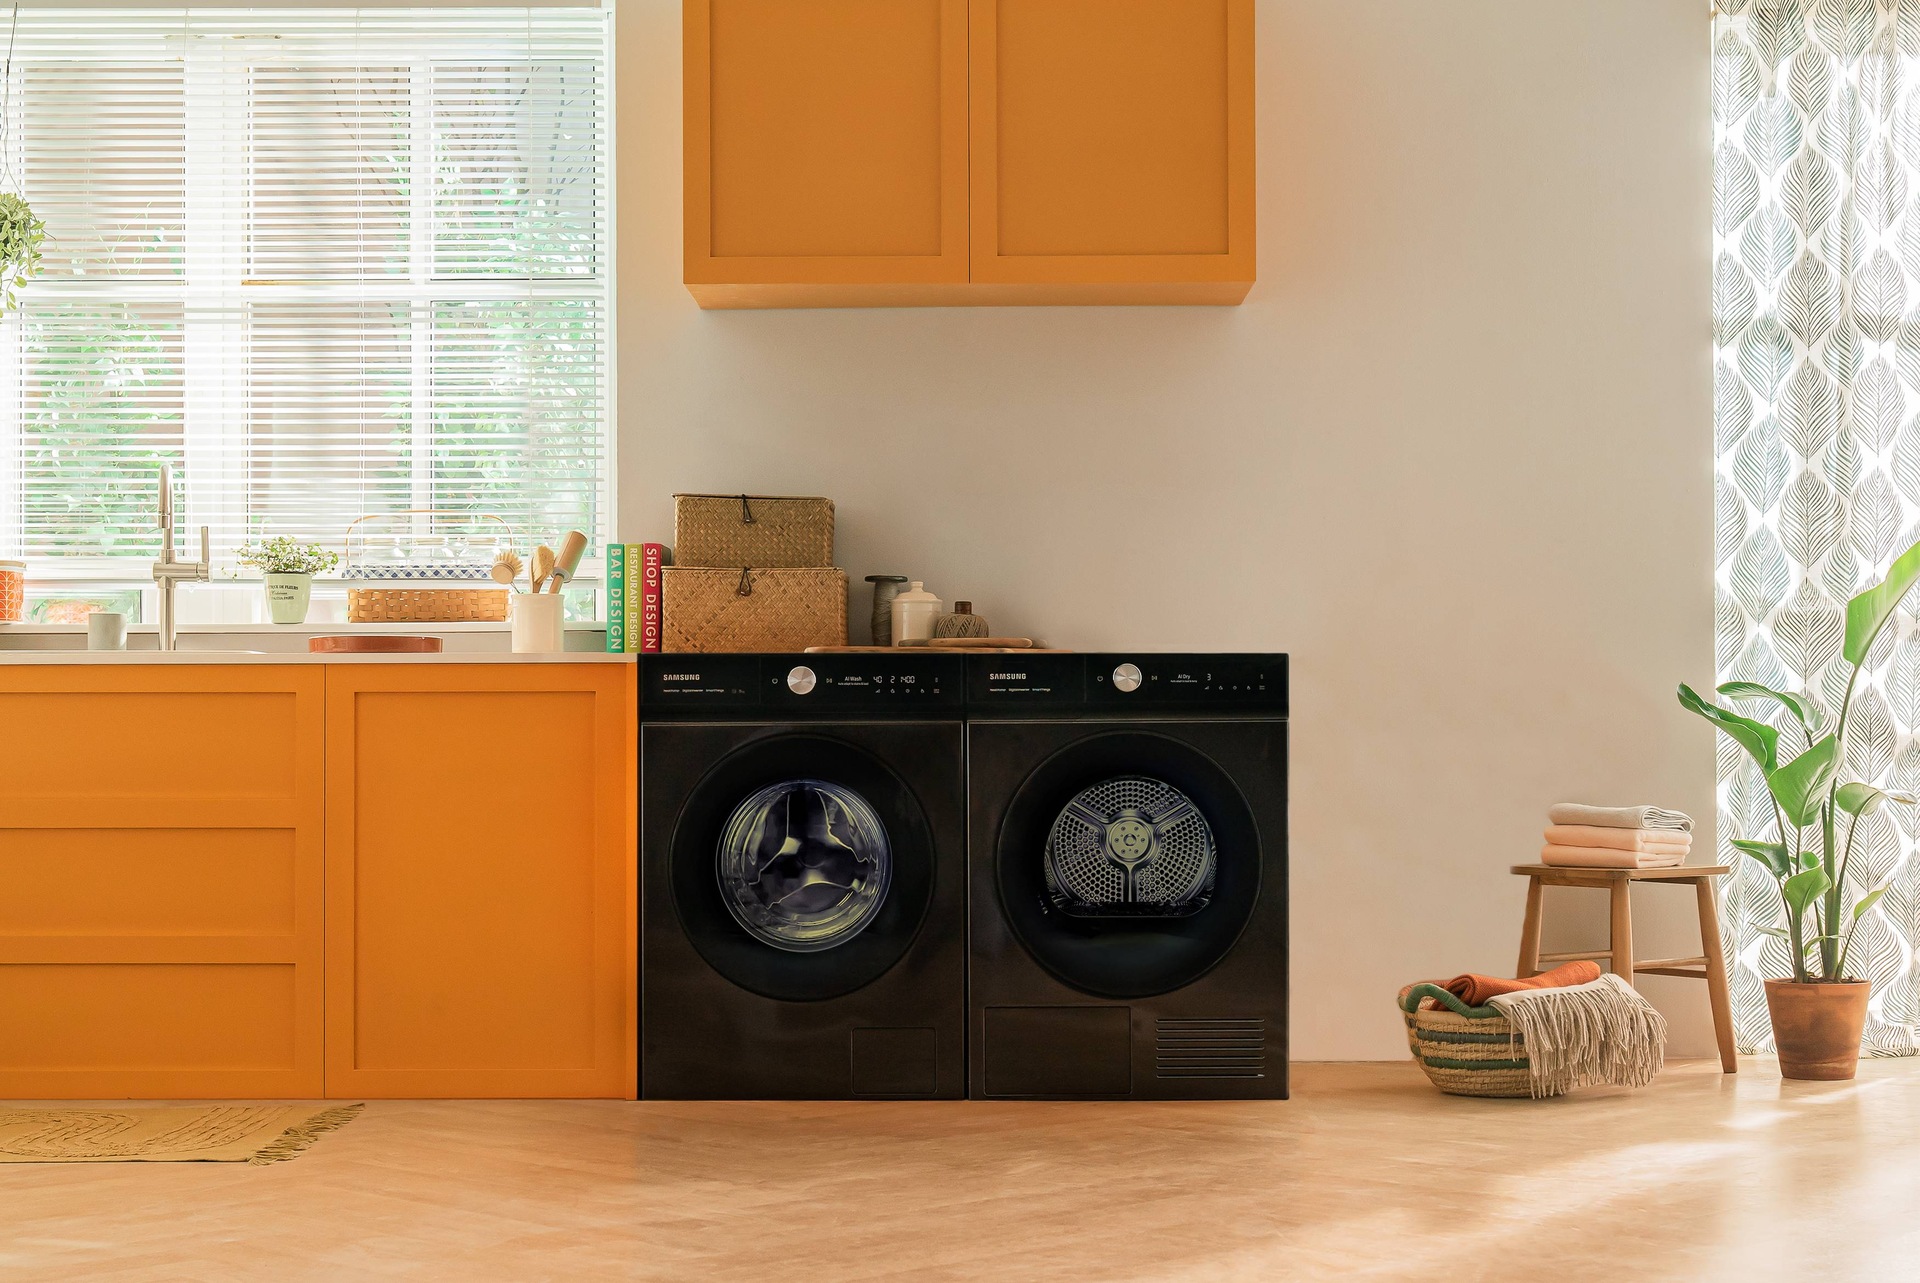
[1714,0,1920,1055]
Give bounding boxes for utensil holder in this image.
[511,592,565,653]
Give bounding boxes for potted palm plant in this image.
[1679,541,1920,1079]
[236,536,340,625]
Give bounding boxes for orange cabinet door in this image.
[685,0,970,307]
[969,0,1256,303]
[0,666,326,1099]
[324,664,636,1098]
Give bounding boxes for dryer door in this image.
[997,731,1261,999]
[672,733,934,1001]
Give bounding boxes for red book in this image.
[640,543,666,654]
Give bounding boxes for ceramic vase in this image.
[265,572,312,625]
[512,592,565,653]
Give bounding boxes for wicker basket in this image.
[1399,983,1540,1099]
[673,494,834,568]
[346,586,509,623]
[662,566,846,652]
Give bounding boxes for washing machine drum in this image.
[1044,776,1216,918]
[671,734,937,1003]
[717,779,893,952]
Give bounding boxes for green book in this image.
[605,542,627,654]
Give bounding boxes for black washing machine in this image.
[967,653,1288,1100]
[640,652,966,1099]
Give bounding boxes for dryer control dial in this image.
[1112,662,1143,693]
[786,665,817,695]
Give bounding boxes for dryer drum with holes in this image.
[966,653,1289,1101]
[640,653,967,1100]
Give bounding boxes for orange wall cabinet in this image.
[969,0,1255,303]
[324,664,636,1099]
[684,0,971,307]
[0,667,326,1099]
[683,0,1254,308]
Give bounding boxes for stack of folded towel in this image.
[1540,802,1693,869]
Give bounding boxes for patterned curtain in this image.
[1714,0,1920,1055]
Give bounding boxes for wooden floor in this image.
[5,1059,1917,1281]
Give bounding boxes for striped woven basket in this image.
[1399,982,1543,1099]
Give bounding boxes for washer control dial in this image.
[786,665,817,695]
[1112,662,1143,693]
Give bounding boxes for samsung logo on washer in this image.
[989,672,1026,681]
[660,673,703,682]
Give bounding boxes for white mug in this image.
[88,611,129,651]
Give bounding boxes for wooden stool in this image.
[1511,863,1737,1074]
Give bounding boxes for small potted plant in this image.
[1679,538,1920,1079]
[237,536,340,625]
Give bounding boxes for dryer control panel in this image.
[967,653,1289,716]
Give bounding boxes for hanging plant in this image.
[0,191,41,310]
[0,4,34,312]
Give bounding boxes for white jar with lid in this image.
[890,581,943,645]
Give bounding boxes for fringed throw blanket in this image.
[1488,974,1667,1098]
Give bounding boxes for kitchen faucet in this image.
[151,463,209,652]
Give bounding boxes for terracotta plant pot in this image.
[1764,978,1870,1080]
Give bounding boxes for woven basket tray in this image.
[347,586,509,623]
[1399,983,1539,1099]
[673,494,834,568]
[662,567,846,652]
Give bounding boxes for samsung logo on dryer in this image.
[988,672,1027,681]
[660,673,703,682]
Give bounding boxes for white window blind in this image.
[0,4,612,581]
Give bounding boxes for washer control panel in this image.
[767,654,960,709]
[1111,662,1143,692]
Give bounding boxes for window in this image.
[0,4,612,604]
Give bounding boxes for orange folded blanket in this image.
[1544,824,1691,854]
[1541,844,1685,869]
[1441,960,1603,1007]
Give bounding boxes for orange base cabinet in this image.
[323,664,636,1099]
[683,0,1253,308]
[0,667,326,1099]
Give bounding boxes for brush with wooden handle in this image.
[547,531,588,593]
[529,545,555,594]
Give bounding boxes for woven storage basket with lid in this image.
[662,566,846,652]
[673,494,834,568]
[1398,983,1539,1099]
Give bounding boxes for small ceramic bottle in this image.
[932,601,990,639]
[890,581,943,645]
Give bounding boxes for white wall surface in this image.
[617,0,1717,1059]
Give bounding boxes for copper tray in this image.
[309,635,445,654]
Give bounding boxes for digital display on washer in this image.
[764,656,961,708]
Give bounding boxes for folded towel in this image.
[1548,803,1693,832]
[1440,959,1601,1007]
[1541,844,1685,869]
[1545,824,1692,854]
[1488,973,1668,1097]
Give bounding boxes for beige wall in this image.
[617,0,1717,1059]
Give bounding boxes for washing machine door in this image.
[672,733,935,1001]
[997,731,1261,999]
